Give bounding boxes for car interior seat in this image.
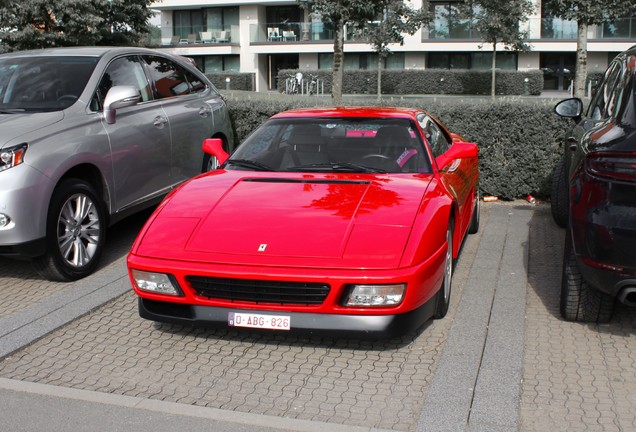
[281,124,329,168]
[368,126,419,172]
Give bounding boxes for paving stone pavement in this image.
[1,202,634,431]
[0,207,486,431]
[520,206,636,432]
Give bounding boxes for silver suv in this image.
[0,47,234,281]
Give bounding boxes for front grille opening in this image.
[186,276,330,306]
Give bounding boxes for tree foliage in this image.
[364,0,430,100]
[544,0,635,96]
[463,0,534,97]
[0,0,153,52]
[302,0,384,102]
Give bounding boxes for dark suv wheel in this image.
[560,229,614,323]
[551,157,568,228]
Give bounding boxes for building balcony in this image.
[249,22,336,43]
[163,25,239,46]
[422,17,634,42]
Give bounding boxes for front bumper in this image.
[139,296,437,338]
[0,163,52,258]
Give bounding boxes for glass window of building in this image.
[428,52,517,70]
[429,1,475,39]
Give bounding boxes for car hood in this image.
[135,171,433,269]
[0,111,64,147]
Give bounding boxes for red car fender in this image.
[400,177,453,268]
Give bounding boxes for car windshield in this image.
[228,117,433,174]
[0,56,98,112]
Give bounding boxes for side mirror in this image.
[436,142,478,172]
[103,86,141,124]
[554,98,583,119]
[202,138,229,167]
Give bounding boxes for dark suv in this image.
[551,45,636,323]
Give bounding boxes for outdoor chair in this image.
[216,31,230,43]
[200,31,214,43]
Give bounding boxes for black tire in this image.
[551,157,569,228]
[468,188,480,234]
[434,222,454,319]
[560,229,614,323]
[33,179,106,282]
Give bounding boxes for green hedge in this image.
[222,93,571,200]
[205,73,255,91]
[278,69,544,96]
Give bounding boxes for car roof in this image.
[0,46,165,59]
[271,106,424,120]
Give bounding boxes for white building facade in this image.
[151,0,636,92]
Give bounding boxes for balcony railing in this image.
[250,22,335,43]
[422,17,634,41]
[165,25,239,45]
[539,18,577,39]
[596,17,636,38]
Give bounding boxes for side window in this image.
[90,56,152,111]
[418,113,450,157]
[143,55,196,99]
[184,69,207,93]
[588,61,622,121]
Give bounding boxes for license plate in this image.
[228,312,290,331]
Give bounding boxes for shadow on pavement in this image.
[526,205,635,334]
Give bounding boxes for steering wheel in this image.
[57,95,78,103]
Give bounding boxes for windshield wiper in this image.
[286,162,387,174]
[225,159,274,172]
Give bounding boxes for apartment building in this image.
[151,0,636,93]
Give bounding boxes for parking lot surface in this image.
[0,202,634,431]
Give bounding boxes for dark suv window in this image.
[143,55,207,99]
[588,60,623,121]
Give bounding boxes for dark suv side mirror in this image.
[554,98,584,119]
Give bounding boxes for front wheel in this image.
[33,179,106,282]
[560,229,614,323]
[434,223,454,319]
[468,188,480,234]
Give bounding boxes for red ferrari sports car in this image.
[128,107,479,337]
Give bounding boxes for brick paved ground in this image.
[2,203,635,431]
[520,206,636,431]
[0,207,486,431]
[0,210,151,320]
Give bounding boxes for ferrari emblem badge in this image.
[258,244,267,252]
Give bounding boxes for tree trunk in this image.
[574,22,588,97]
[377,54,383,101]
[491,42,497,99]
[331,16,344,103]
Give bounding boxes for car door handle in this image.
[567,136,577,151]
[199,107,211,118]
[153,116,168,129]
